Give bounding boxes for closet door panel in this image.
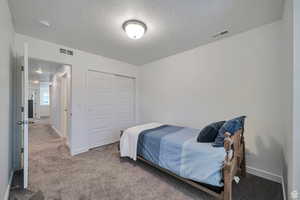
[114,75,135,132]
[87,71,115,148]
[87,71,135,149]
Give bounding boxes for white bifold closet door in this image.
[87,70,135,149]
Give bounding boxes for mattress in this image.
[137,125,226,187]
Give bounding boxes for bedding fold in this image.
[120,123,163,160]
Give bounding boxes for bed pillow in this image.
[197,121,225,143]
[213,116,246,147]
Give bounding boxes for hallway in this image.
[28,118,70,191]
[10,118,71,199]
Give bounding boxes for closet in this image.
[87,70,135,148]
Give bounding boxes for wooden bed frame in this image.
[120,126,246,200]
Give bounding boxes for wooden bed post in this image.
[240,127,246,177]
[222,129,245,200]
[223,132,233,200]
[223,167,232,200]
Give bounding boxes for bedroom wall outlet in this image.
[291,190,298,199]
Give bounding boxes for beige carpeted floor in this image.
[9,119,283,200]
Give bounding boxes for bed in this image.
[119,122,246,200]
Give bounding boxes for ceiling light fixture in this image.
[36,68,43,74]
[39,20,51,27]
[122,19,147,40]
[33,80,39,84]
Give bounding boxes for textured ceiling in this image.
[9,0,283,65]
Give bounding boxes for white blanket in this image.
[120,123,163,160]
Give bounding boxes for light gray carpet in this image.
[9,120,283,200]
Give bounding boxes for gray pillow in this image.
[197,121,225,143]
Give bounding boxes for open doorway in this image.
[28,58,71,142]
[26,58,72,185]
[11,53,73,191]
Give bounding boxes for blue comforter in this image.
[137,125,226,187]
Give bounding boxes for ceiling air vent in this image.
[59,48,74,56]
[213,30,229,38]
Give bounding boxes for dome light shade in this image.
[123,20,147,40]
[36,67,43,74]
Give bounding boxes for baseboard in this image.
[4,171,14,200]
[51,125,62,137]
[71,147,89,156]
[246,166,286,199]
[246,166,282,183]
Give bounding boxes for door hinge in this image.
[21,66,24,71]
[21,106,24,112]
[21,148,24,153]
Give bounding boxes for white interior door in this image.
[23,43,29,188]
[61,75,68,139]
[87,71,116,148]
[114,75,135,131]
[87,70,135,149]
[16,43,29,188]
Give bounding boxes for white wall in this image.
[50,65,71,139]
[0,0,15,199]
[39,105,49,117]
[282,0,300,198]
[293,0,300,196]
[282,0,294,198]
[139,21,287,179]
[50,71,63,136]
[15,34,139,155]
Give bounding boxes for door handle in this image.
[17,121,24,125]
